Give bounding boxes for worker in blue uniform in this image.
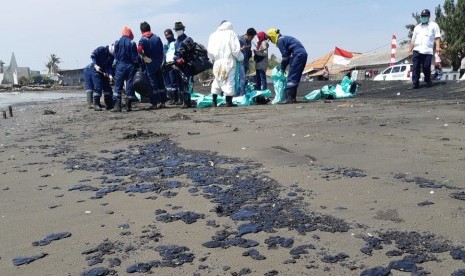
[111,26,140,112]
[267,28,307,104]
[137,21,165,109]
[89,45,115,111]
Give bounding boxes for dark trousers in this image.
[255,69,267,90]
[412,51,432,86]
[460,69,465,79]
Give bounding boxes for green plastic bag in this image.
[321,85,337,99]
[234,89,272,106]
[302,89,322,102]
[191,92,225,108]
[271,66,287,104]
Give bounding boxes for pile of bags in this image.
[302,76,360,102]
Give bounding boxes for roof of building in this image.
[306,44,411,77]
[303,51,363,74]
[349,43,410,68]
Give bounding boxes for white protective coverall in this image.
[207,21,244,96]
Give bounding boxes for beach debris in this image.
[122,130,167,140]
[43,110,56,115]
[81,267,116,276]
[417,201,434,207]
[242,249,266,260]
[289,244,316,258]
[32,232,71,246]
[156,211,205,224]
[450,192,465,201]
[393,174,449,189]
[360,266,391,276]
[188,131,200,135]
[450,248,465,262]
[126,262,153,273]
[108,258,121,267]
[321,253,349,263]
[12,253,48,266]
[452,270,465,276]
[84,211,92,214]
[63,140,461,274]
[389,259,417,272]
[153,245,194,266]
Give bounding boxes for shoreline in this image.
[1,81,465,275]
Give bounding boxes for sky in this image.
[0,0,444,72]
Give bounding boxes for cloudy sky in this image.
[1,0,443,72]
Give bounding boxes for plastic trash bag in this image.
[321,85,336,99]
[302,89,322,102]
[192,93,226,108]
[234,89,272,106]
[271,66,287,104]
[133,69,151,98]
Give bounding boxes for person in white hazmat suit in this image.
[207,20,244,107]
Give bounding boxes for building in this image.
[58,68,84,86]
[305,44,411,80]
[0,53,36,85]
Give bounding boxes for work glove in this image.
[94,64,102,73]
[176,58,185,65]
[143,56,152,64]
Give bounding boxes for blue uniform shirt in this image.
[91,46,114,75]
[277,35,307,70]
[114,36,139,65]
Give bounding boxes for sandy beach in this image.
[1,80,465,275]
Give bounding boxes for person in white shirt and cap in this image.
[207,20,243,107]
[408,8,442,89]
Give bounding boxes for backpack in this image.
[179,42,213,76]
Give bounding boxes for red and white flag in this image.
[390,34,397,66]
[333,47,353,65]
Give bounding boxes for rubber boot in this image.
[86,91,93,109]
[281,88,293,104]
[111,99,122,112]
[226,96,237,107]
[93,97,102,111]
[168,90,175,105]
[104,96,114,110]
[289,87,297,104]
[212,94,218,107]
[181,93,192,109]
[176,91,183,106]
[125,99,132,112]
[158,89,167,109]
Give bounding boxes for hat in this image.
[173,22,186,31]
[121,26,134,40]
[421,9,431,17]
[247,28,257,36]
[266,28,280,44]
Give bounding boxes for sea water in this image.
[0,90,83,110]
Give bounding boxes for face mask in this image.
[420,17,429,24]
[175,30,184,36]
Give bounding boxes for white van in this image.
[373,64,413,81]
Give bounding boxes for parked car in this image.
[373,64,414,81]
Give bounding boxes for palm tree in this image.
[45,54,61,74]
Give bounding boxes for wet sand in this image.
[1,81,465,275]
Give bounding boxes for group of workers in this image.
[84,6,443,112]
[84,20,309,111]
